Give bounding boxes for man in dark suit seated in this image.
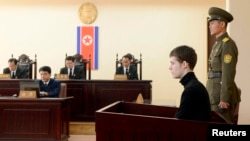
[60,56,85,79]
[116,54,138,80]
[3,58,28,79]
[38,66,60,97]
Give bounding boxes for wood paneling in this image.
[0,80,152,121]
[0,97,72,141]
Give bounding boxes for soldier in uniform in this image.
[206,7,240,124]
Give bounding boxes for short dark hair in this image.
[169,45,197,70]
[65,56,75,62]
[123,54,132,61]
[8,58,18,65]
[39,66,51,74]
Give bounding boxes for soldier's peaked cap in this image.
[208,7,233,23]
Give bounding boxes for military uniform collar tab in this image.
[216,32,229,41]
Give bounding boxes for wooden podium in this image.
[0,97,73,141]
[95,101,227,141]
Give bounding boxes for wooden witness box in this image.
[0,96,73,141]
[95,101,227,141]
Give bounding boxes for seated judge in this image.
[38,66,60,97]
[116,54,138,80]
[60,56,85,79]
[169,45,211,121]
[3,58,28,79]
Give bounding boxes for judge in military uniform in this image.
[206,7,240,124]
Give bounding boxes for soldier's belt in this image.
[208,71,222,79]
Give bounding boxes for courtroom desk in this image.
[0,96,72,141]
[0,79,25,96]
[59,80,152,121]
[0,80,152,121]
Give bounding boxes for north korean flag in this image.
[77,26,98,70]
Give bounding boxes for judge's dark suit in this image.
[116,65,138,80]
[60,66,85,79]
[3,67,28,79]
[38,79,61,97]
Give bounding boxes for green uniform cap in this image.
[208,7,233,23]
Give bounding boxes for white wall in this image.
[228,0,250,124]
[3,0,249,124]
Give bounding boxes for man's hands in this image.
[218,101,230,109]
[40,91,48,96]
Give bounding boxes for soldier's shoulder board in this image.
[222,37,230,42]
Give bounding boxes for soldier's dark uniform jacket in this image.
[206,32,240,105]
[206,7,240,124]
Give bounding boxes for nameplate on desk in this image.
[0,74,11,79]
[114,74,127,80]
[55,74,69,80]
[19,90,37,98]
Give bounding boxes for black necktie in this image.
[69,69,72,77]
[44,82,48,87]
[11,72,15,79]
[126,68,129,75]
